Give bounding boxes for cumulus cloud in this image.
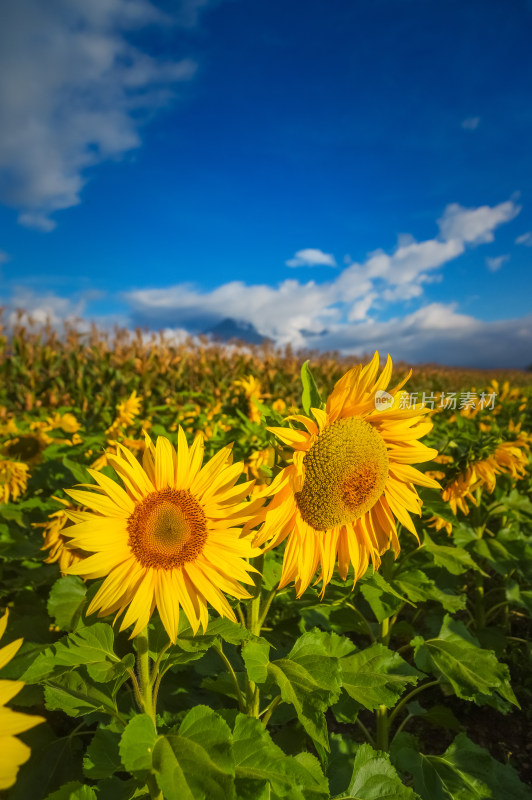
[486,254,510,272]
[461,117,480,130]
[314,304,532,369]
[123,198,523,355]
[0,0,197,230]
[437,201,520,244]
[3,198,529,367]
[126,279,340,349]
[285,248,337,268]
[515,231,532,246]
[2,287,88,328]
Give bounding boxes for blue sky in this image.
[0,0,531,366]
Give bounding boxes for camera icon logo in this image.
[374,390,394,410]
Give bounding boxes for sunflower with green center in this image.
[63,430,262,642]
[0,610,44,790]
[256,352,439,597]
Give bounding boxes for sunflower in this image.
[442,438,529,516]
[257,352,439,597]
[46,412,81,434]
[233,375,262,424]
[0,460,29,504]
[106,390,143,437]
[63,431,262,642]
[0,610,44,790]
[35,497,87,575]
[427,515,453,536]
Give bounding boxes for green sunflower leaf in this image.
[415,531,483,575]
[44,782,98,800]
[51,622,134,683]
[233,715,328,800]
[411,615,518,706]
[359,572,413,623]
[44,671,118,718]
[338,642,423,711]
[152,706,234,800]
[47,576,87,632]
[393,569,466,613]
[83,727,122,779]
[342,742,421,799]
[242,639,271,683]
[119,714,158,775]
[267,632,342,752]
[391,732,532,800]
[301,361,323,415]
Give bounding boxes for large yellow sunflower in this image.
[256,352,439,597]
[0,610,44,790]
[63,431,262,642]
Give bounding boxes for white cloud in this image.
[286,248,337,268]
[124,199,522,352]
[3,287,88,328]
[0,250,9,264]
[315,304,532,368]
[0,0,197,230]
[461,117,480,130]
[17,213,57,233]
[437,201,520,244]
[126,279,340,349]
[515,231,532,246]
[3,199,528,367]
[486,254,510,272]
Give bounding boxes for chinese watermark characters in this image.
[374,390,497,411]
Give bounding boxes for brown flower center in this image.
[127,488,208,569]
[295,416,389,531]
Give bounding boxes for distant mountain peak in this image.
[203,318,272,345]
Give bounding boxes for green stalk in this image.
[136,628,162,800]
[215,644,245,712]
[375,705,389,751]
[260,694,282,727]
[375,616,391,749]
[387,679,440,729]
[245,553,264,717]
[136,627,156,726]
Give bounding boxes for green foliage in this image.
[301,361,324,415]
[267,631,343,751]
[412,616,518,706]
[152,706,235,800]
[391,733,532,800]
[1,331,531,798]
[47,576,87,632]
[342,743,421,799]
[339,643,423,711]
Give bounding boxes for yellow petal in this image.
[155,436,176,490]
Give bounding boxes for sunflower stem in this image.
[472,568,486,630]
[245,553,264,716]
[136,627,157,729]
[214,644,245,712]
[150,640,171,684]
[257,588,277,630]
[355,716,376,747]
[375,706,389,751]
[374,616,391,750]
[260,694,283,727]
[126,667,144,711]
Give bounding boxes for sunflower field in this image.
[1,317,532,800]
